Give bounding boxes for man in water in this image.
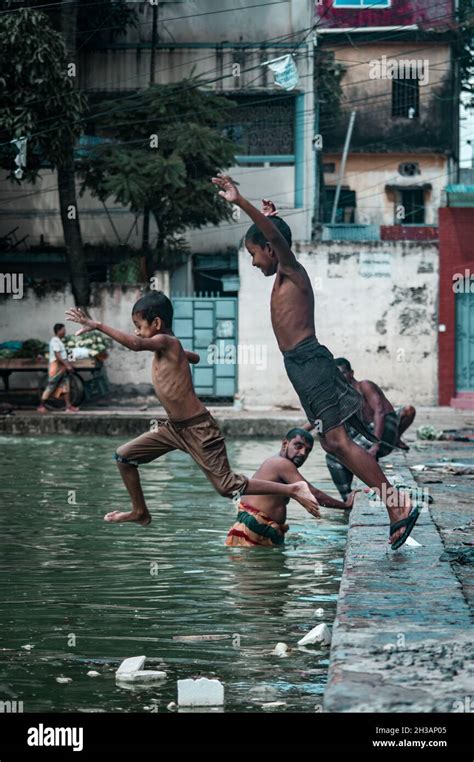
[317,358,416,500]
[226,427,357,547]
[212,176,418,551]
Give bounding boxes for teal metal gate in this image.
[172,297,238,398]
[456,291,474,391]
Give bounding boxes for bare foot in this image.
[291,482,321,518]
[344,489,361,510]
[386,489,412,544]
[395,438,410,451]
[104,510,151,527]
[37,406,47,414]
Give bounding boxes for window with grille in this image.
[397,189,425,224]
[221,93,294,156]
[392,77,420,118]
[324,188,356,223]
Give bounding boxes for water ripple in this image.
[0,435,348,712]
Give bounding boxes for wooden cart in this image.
[0,358,109,406]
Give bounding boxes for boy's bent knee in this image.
[114,450,139,467]
[322,438,347,458]
[214,473,248,499]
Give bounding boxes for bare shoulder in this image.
[360,379,387,402]
[277,259,312,288]
[360,379,381,393]
[150,334,181,357]
[275,456,300,481]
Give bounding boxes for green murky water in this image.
[0,435,348,713]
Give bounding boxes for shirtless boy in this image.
[65,292,318,526]
[212,176,419,550]
[226,427,357,547]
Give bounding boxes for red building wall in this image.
[438,208,474,405]
[315,0,454,30]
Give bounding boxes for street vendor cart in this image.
[0,357,109,407]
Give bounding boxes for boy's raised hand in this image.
[65,308,97,336]
[262,198,279,217]
[211,173,241,204]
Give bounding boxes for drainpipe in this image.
[330,110,356,225]
[142,1,159,276]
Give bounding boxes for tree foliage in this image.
[0,8,87,178]
[79,81,238,270]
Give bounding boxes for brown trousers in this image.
[114,410,248,499]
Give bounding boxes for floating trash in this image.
[177,677,224,707]
[298,623,331,647]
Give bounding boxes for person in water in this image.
[316,358,414,500]
[65,293,319,526]
[226,427,358,547]
[212,176,418,551]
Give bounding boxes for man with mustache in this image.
[225,428,356,547]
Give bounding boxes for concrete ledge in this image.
[0,406,472,438]
[0,412,305,437]
[323,462,474,713]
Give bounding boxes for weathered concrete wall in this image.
[0,1,315,253]
[323,153,447,226]
[238,240,439,408]
[322,42,453,153]
[0,238,439,404]
[0,285,154,391]
[0,165,306,255]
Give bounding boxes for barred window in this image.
[396,189,425,224]
[221,93,295,156]
[392,77,420,118]
[324,187,356,224]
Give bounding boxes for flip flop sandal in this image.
[390,506,421,551]
[393,484,433,505]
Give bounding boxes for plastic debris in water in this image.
[272,642,289,657]
[115,656,167,686]
[262,701,287,711]
[297,623,331,647]
[177,677,224,707]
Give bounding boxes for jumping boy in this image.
[65,293,319,526]
[211,176,419,550]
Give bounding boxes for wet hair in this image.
[54,323,65,334]
[335,357,352,372]
[285,428,313,448]
[245,216,292,248]
[132,291,173,329]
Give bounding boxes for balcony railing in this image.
[321,224,380,242]
[321,224,439,242]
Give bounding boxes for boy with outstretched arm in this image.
[65,291,319,527]
[211,175,419,550]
